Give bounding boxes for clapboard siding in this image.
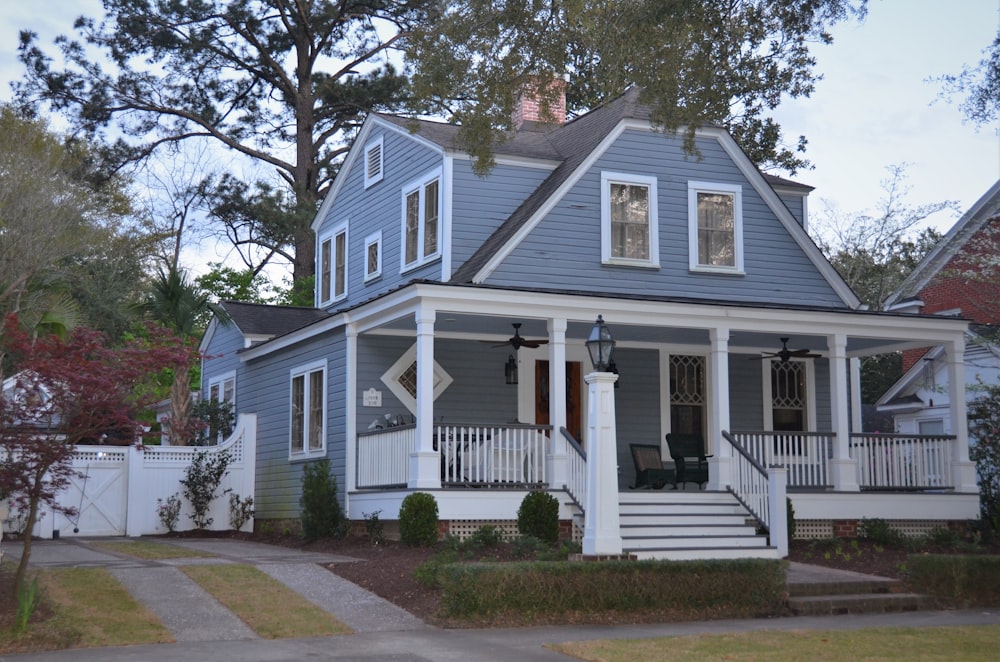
[612,348,662,489]
[778,192,806,227]
[730,355,765,429]
[315,127,443,311]
[242,330,346,519]
[200,323,245,395]
[450,159,550,275]
[484,130,845,308]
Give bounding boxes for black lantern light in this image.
[585,315,616,372]
[505,354,519,385]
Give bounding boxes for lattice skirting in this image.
[444,520,520,540]
[793,518,960,540]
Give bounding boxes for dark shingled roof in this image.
[221,301,329,338]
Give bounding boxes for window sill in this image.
[364,273,382,284]
[401,254,441,275]
[689,266,745,276]
[602,258,661,270]
[289,449,326,462]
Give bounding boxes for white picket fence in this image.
[4,414,256,539]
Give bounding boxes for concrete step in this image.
[788,577,902,598]
[619,513,752,527]
[630,546,782,561]
[620,490,738,503]
[621,523,760,537]
[787,592,931,616]
[623,534,770,550]
[619,502,749,516]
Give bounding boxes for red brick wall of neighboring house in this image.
[901,217,1000,372]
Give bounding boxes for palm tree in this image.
[139,266,229,445]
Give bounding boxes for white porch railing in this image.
[560,427,587,512]
[850,433,954,490]
[354,423,550,489]
[729,431,833,488]
[356,424,416,488]
[437,424,549,486]
[722,431,788,556]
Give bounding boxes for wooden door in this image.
[535,360,582,439]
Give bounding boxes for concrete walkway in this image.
[3,538,999,661]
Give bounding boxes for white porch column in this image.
[409,308,441,489]
[582,371,622,556]
[828,333,858,491]
[345,323,358,497]
[849,357,863,433]
[547,318,568,488]
[946,336,978,492]
[707,327,731,491]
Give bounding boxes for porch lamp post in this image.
[582,315,625,557]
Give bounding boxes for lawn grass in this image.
[87,540,217,559]
[181,564,352,638]
[550,625,1000,661]
[0,567,172,654]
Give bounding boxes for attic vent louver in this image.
[364,136,383,188]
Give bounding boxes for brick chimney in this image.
[512,75,567,130]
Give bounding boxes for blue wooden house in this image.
[200,87,978,559]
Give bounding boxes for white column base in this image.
[408,451,441,490]
[830,458,860,492]
[582,372,622,557]
[707,456,731,491]
[953,460,978,494]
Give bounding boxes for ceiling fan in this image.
[754,337,821,362]
[485,323,549,351]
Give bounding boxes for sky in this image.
[0,0,997,266]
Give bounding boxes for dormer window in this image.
[688,181,744,273]
[601,172,659,268]
[364,136,384,188]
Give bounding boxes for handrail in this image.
[561,427,586,513]
[723,430,789,557]
[721,430,769,530]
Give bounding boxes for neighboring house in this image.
[202,86,977,559]
[879,180,1000,440]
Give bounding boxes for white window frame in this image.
[380,343,453,415]
[761,358,816,431]
[206,370,236,444]
[289,359,327,460]
[688,180,744,274]
[317,222,348,307]
[364,230,382,282]
[600,171,660,268]
[364,135,384,188]
[400,168,443,272]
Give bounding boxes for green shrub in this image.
[517,491,559,544]
[179,449,232,529]
[399,492,439,547]
[300,459,346,540]
[436,558,786,621]
[467,525,504,549]
[907,554,1000,607]
[859,517,904,546]
[363,509,385,545]
[786,497,796,541]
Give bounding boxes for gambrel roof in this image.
[884,179,1000,310]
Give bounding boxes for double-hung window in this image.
[364,231,382,282]
[601,172,659,267]
[318,223,348,306]
[206,371,236,443]
[401,169,441,271]
[688,181,743,273]
[290,360,326,458]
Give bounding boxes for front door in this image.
[535,360,582,439]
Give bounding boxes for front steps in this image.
[786,566,931,615]
[618,490,780,560]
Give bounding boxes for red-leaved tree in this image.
[0,314,194,594]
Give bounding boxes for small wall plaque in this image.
[363,388,382,407]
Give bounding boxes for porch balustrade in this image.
[723,432,770,528]
[355,423,550,489]
[560,427,587,511]
[729,431,833,487]
[850,433,954,490]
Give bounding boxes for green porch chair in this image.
[665,433,710,489]
[629,444,675,489]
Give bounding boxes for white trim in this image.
[687,180,744,274]
[399,167,443,273]
[441,156,454,281]
[761,358,816,431]
[289,359,327,461]
[317,221,349,307]
[600,171,660,268]
[363,135,384,188]
[447,151,560,170]
[363,230,383,282]
[380,343,453,415]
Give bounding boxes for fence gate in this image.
[55,447,130,537]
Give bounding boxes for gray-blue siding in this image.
[200,323,245,394]
[314,127,443,311]
[484,130,845,308]
[778,192,807,227]
[241,330,347,519]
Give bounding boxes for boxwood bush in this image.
[517,491,559,544]
[399,492,439,546]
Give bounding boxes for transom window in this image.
[601,172,659,267]
[401,170,442,270]
[318,223,348,306]
[290,360,326,458]
[688,181,743,273]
